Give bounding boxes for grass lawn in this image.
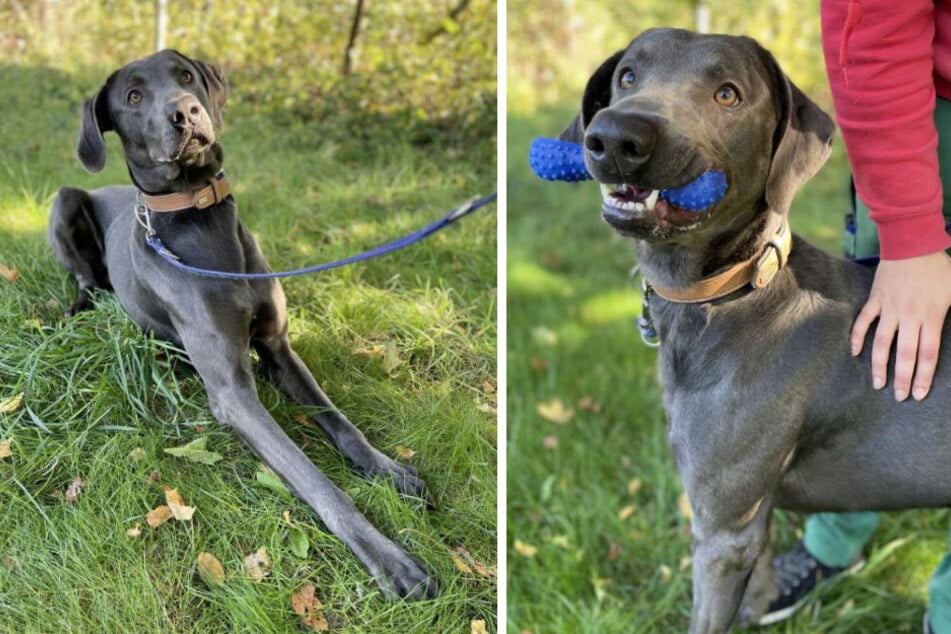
[506,105,950,633]
[0,63,496,633]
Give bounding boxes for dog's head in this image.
[77,50,229,192]
[560,28,834,244]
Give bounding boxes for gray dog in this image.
[48,50,436,600]
[558,28,951,632]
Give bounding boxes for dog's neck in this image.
[128,143,225,196]
[633,208,787,297]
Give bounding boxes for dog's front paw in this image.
[65,288,96,317]
[361,451,430,504]
[371,549,439,601]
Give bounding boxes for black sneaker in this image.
[757,540,866,626]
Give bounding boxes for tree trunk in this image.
[342,0,366,76]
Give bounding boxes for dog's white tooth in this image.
[633,202,645,212]
[645,189,660,210]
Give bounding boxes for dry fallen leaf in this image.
[627,478,643,496]
[471,620,488,634]
[65,478,87,503]
[453,546,495,578]
[618,505,636,521]
[163,486,195,521]
[607,542,621,562]
[659,564,673,584]
[0,393,24,415]
[146,505,173,528]
[536,398,574,424]
[678,492,693,520]
[0,438,12,459]
[291,583,329,631]
[542,435,558,450]
[125,523,142,539]
[514,540,538,558]
[244,547,272,582]
[395,445,417,460]
[481,379,497,394]
[0,264,19,283]
[577,396,601,412]
[197,552,226,587]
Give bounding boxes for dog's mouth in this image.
[598,179,722,236]
[173,131,214,165]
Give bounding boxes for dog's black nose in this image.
[584,110,658,175]
[166,95,203,128]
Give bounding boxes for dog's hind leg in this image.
[252,329,429,501]
[48,187,111,316]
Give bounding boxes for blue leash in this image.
[144,192,496,279]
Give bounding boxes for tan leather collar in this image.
[650,221,792,303]
[142,173,231,212]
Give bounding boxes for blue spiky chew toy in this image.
[529,137,728,212]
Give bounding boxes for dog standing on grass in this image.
[48,49,436,600]
[555,28,951,632]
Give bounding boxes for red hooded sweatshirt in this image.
[821,0,951,259]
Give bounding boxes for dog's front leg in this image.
[252,331,428,500]
[175,321,437,600]
[688,507,771,634]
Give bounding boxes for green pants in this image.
[815,96,951,633]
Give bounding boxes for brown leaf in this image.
[395,445,417,460]
[530,357,549,372]
[607,542,621,562]
[163,486,195,521]
[451,551,473,575]
[65,478,87,503]
[0,264,19,283]
[536,398,574,424]
[453,546,495,578]
[146,505,173,528]
[481,379,497,394]
[291,583,329,631]
[577,396,601,413]
[197,552,226,587]
[244,547,271,582]
[0,438,12,459]
[471,620,488,634]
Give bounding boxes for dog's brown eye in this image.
[619,69,636,89]
[128,90,142,105]
[715,84,740,107]
[182,70,193,84]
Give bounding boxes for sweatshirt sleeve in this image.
[821,0,951,259]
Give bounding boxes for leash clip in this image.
[629,265,660,348]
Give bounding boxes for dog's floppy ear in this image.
[559,49,625,143]
[192,58,229,129]
[77,74,115,173]
[763,51,836,213]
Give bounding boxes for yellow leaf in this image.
[536,398,574,424]
[550,535,570,549]
[163,487,195,521]
[382,341,403,375]
[618,504,636,521]
[514,540,538,558]
[0,438,12,459]
[471,620,488,634]
[395,445,417,460]
[147,505,173,528]
[197,552,226,587]
[244,547,271,582]
[451,552,473,575]
[678,492,693,520]
[291,583,329,631]
[627,478,643,496]
[0,393,24,415]
[354,344,386,358]
[659,564,672,584]
[125,523,142,539]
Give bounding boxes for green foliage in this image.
[1,0,496,145]
[508,0,827,116]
